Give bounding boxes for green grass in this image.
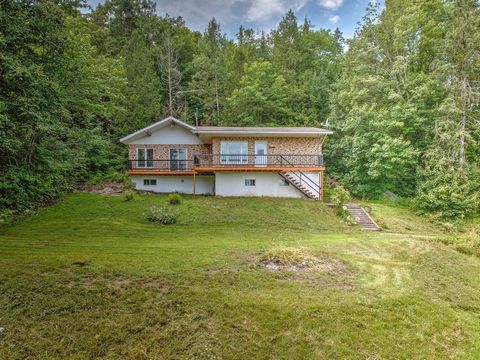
[1,193,480,359]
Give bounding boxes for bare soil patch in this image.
[78,182,124,195]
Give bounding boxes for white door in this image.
[255,141,268,167]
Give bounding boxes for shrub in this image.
[123,190,135,202]
[144,206,179,224]
[330,184,352,207]
[168,193,182,205]
[416,161,480,220]
[123,177,136,191]
[329,184,353,219]
[0,209,14,224]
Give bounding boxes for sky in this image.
[85,0,376,39]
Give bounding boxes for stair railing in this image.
[278,155,320,198]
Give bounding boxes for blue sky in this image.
[85,0,377,39]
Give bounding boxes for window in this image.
[220,141,248,164]
[144,179,157,186]
[137,148,154,168]
[170,148,187,170]
[245,179,256,186]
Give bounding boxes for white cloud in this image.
[317,0,344,10]
[247,0,307,22]
[328,15,340,23]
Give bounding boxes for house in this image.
[120,116,332,200]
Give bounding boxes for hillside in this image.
[1,193,480,359]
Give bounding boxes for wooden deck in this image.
[128,166,324,175]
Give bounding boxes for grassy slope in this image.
[1,193,480,359]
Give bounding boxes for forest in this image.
[1,0,479,220]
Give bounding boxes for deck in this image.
[127,154,325,175]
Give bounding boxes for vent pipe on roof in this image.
[195,108,199,127]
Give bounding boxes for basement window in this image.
[144,179,157,186]
[245,179,256,186]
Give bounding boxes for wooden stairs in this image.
[345,204,380,231]
[279,171,319,199]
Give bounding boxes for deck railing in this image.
[128,160,194,171]
[193,154,324,168]
[128,154,324,171]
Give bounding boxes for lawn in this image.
[1,193,480,359]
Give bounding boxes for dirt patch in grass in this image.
[259,247,348,274]
[78,182,124,195]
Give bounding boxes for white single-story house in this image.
[120,116,332,200]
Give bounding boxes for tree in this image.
[327,0,446,198]
[433,0,480,166]
[225,61,296,126]
[157,35,183,116]
[123,30,162,133]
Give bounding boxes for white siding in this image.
[129,125,203,145]
[214,172,312,198]
[131,175,214,195]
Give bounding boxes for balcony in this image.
[192,154,324,172]
[127,154,324,175]
[127,160,195,174]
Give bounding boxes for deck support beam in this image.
[193,172,196,197]
[320,171,324,202]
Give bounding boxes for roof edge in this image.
[119,116,195,143]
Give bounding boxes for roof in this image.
[120,116,333,144]
[193,126,333,135]
[119,116,195,143]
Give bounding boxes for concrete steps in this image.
[279,172,319,199]
[345,204,380,231]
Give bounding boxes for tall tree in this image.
[157,35,183,116]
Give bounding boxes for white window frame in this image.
[143,179,157,186]
[137,148,154,168]
[220,141,248,165]
[169,148,188,170]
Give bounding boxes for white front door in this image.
[255,141,268,167]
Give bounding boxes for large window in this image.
[220,141,248,164]
[137,148,153,168]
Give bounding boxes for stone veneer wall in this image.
[128,144,212,161]
[211,137,322,155]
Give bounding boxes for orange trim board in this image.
[127,170,198,175]
[128,167,325,175]
[194,166,325,172]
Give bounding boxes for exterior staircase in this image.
[279,171,319,200]
[345,204,380,231]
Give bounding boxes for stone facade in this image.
[128,137,323,168]
[211,137,323,155]
[129,144,211,161]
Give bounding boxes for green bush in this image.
[123,177,136,191]
[144,206,179,224]
[123,190,135,202]
[168,193,182,205]
[330,184,352,207]
[0,209,14,224]
[416,161,480,220]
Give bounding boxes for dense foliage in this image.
[328,0,480,218]
[0,0,478,219]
